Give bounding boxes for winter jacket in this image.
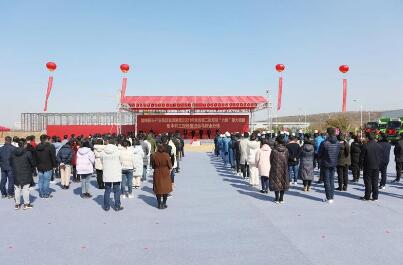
[239,138,250,164]
[318,136,340,168]
[395,139,403,163]
[133,145,145,176]
[269,144,289,191]
[168,140,177,168]
[101,144,122,182]
[360,140,383,170]
[10,147,35,186]
[255,144,271,177]
[0,143,16,170]
[53,142,63,155]
[147,135,156,154]
[222,137,231,153]
[286,142,301,166]
[378,140,392,165]
[314,135,325,154]
[57,144,73,165]
[337,141,351,166]
[76,147,95,174]
[246,140,260,166]
[93,144,105,170]
[119,146,136,170]
[140,140,150,165]
[299,141,315,181]
[35,142,57,172]
[350,141,362,166]
[151,151,173,195]
[233,140,241,160]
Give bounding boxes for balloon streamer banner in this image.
[43,76,54,112]
[342,78,347,112]
[120,77,127,103]
[277,77,283,111]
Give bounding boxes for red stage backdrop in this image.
[47,125,135,138]
[137,115,249,138]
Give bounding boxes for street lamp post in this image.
[353,99,363,138]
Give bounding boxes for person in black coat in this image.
[378,134,392,189]
[10,139,35,209]
[35,134,57,198]
[350,135,362,182]
[57,143,73,189]
[0,136,16,198]
[286,136,301,185]
[392,133,403,182]
[360,133,383,201]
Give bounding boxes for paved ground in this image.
[0,149,402,265]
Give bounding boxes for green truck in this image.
[378,117,390,134]
[386,117,403,141]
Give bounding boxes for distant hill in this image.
[273,109,402,130]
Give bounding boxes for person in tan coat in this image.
[151,144,173,209]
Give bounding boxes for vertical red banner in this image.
[120,77,127,103]
[277,77,283,111]
[43,76,54,112]
[342,78,347,112]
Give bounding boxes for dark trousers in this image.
[274,190,285,201]
[303,180,312,187]
[235,157,241,173]
[72,166,78,181]
[396,162,402,181]
[337,165,348,189]
[260,176,269,191]
[171,170,175,184]
[104,182,121,209]
[318,165,325,182]
[156,194,168,206]
[323,167,335,200]
[0,169,14,196]
[379,163,388,187]
[351,164,360,181]
[96,169,104,188]
[241,163,250,179]
[363,169,379,200]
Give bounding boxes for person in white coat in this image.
[101,139,123,211]
[119,140,136,198]
[93,138,105,189]
[247,134,261,187]
[239,132,250,179]
[132,138,144,189]
[255,138,272,193]
[76,141,95,198]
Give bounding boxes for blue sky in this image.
[0,0,402,127]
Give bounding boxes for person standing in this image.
[269,136,289,203]
[318,128,340,203]
[240,132,250,179]
[93,138,105,189]
[392,132,403,183]
[247,134,261,187]
[286,136,302,185]
[378,134,391,189]
[139,134,150,180]
[336,134,351,191]
[299,134,315,192]
[151,143,173,209]
[350,135,362,183]
[10,139,35,209]
[0,136,16,198]
[76,141,95,198]
[233,134,242,176]
[101,139,123,211]
[255,138,271,193]
[360,133,383,201]
[57,142,73,189]
[132,139,145,190]
[35,134,57,199]
[119,139,136,198]
[71,140,80,182]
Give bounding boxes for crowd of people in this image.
[0,132,185,211]
[214,129,403,203]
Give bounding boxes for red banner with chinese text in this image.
[137,114,249,138]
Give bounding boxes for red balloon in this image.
[339,65,349,73]
[275,64,285,72]
[46,62,57,71]
[120,64,130,73]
